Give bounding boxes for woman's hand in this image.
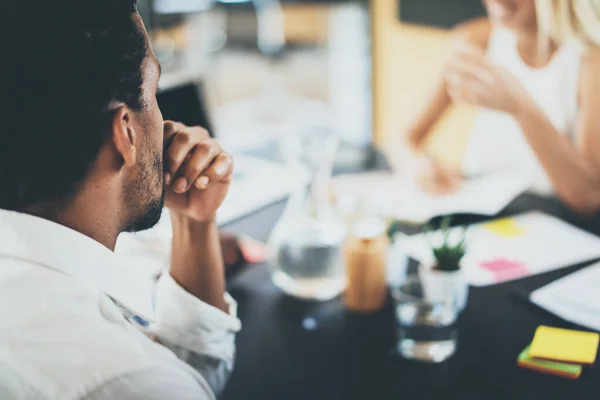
[416,155,463,195]
[445,44,532,115]
[386,137,462,195]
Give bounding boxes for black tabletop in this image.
[220,190,600,400]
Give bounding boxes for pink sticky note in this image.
[492,265,529,282]
[239,236,268,264]
[479,258,529,283]
[480,258,525,272]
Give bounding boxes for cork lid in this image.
[352,218,386,243]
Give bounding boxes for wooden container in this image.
[344,220,389,313]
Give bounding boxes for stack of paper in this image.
[332,171,530,223]
[517,326,599,379]
[400,212,600,286]
[530,262,600,332]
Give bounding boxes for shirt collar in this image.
[0,209,155,322]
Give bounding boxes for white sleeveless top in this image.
[462,27,582,196]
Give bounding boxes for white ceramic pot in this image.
[418,264,469,311]
[386,235,409,286]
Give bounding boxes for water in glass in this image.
[392,276,459,363]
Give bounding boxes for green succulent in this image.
[386,219,403,241]
[426,216,467,272]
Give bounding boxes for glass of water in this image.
[391,276,459,363]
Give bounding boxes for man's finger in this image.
[195,152,234,190]
[163,123,210,147]
[173,139,222,193]
[163,120,184,144]
[165,132,198,182]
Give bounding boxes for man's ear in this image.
[111,105,137,168]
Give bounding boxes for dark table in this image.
[221,188,600,400]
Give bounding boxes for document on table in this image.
[217,155,309,226]
[400,212,600,287]
[332,171,530,223]
[531,262,600,332]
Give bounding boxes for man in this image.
[0,1,239,399]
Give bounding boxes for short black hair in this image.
[0,0,147,211]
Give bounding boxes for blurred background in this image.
[139,0,371,156]
[138,0,485,164]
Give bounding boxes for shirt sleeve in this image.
[150,273,241,396]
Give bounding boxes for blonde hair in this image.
[537,0,600,46]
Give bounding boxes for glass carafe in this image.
[268,130,347,300]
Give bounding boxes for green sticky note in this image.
[517,345,582,380]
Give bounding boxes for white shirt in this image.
[0,209,241,400]
[463,27,582,195]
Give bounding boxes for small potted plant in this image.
[385,219,409,285]
[419,216,469,311]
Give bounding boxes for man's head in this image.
[0,0,165,232]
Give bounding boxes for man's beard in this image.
[125,142,165,233]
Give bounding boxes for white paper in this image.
[333,171,530,223]
[531,262,600,331]
[217,155,308,226]
[400,212,600,287]
[153,0,212,14]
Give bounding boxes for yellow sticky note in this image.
[483,217,525,237]
[530,326,600,365]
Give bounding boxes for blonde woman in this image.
[394,0,600,216]
[539,0,600,46]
